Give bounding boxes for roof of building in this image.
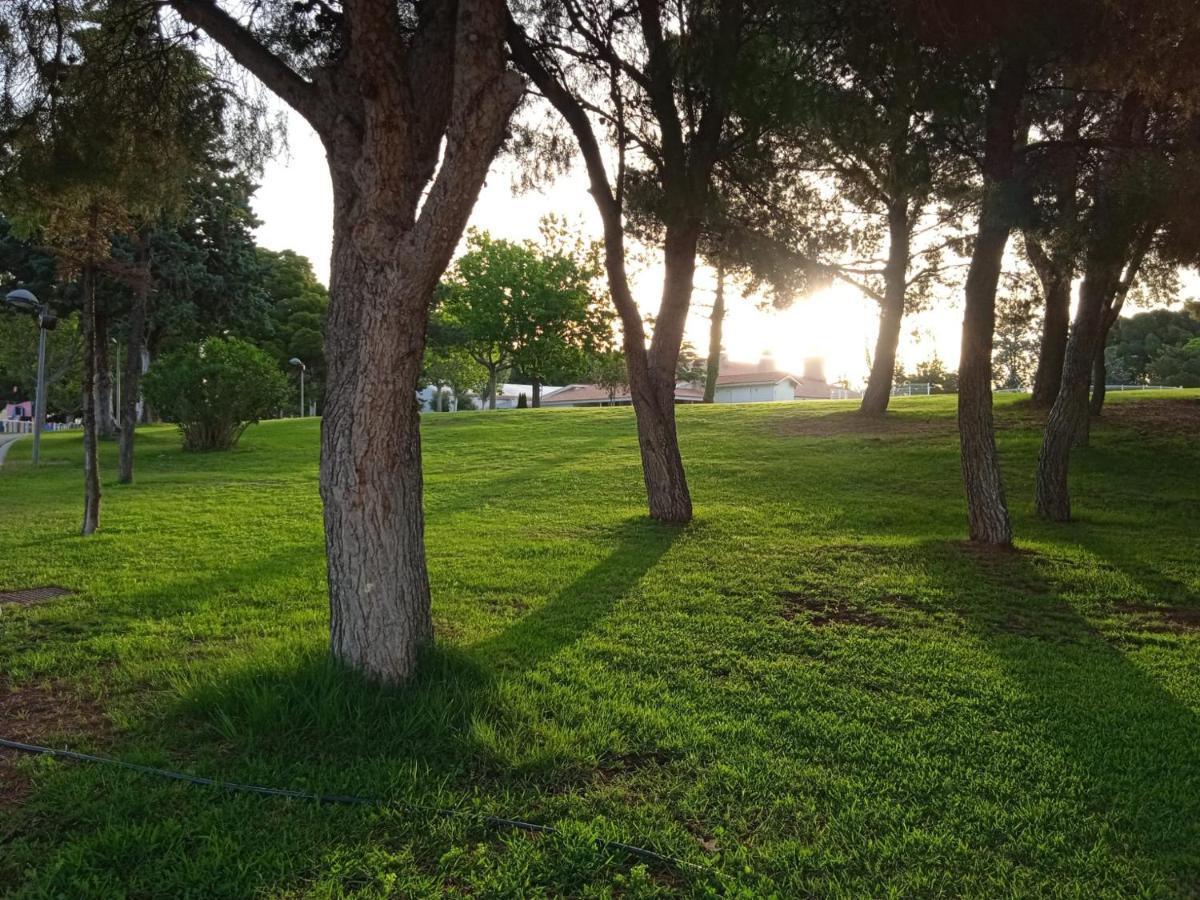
[714,370,798,387]
[541,382,704,405]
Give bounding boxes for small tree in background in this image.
[143,338,287,451]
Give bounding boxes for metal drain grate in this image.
[0,586,73,606]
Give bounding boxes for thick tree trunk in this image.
[532,380,541,408]
[80,264,101,536]
[118,255,150,484]
[860,202,911,417]
[703,259,725,403]
[956,57,1025,547]
[320,206,433,683]
[1026,237,1072,408]
[1035,267,1118,520]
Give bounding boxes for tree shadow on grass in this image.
[919,540,1200,893]
[160,517,681,779]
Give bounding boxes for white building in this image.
[710,355,832,402]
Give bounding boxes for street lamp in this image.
[3,289,56,466]
[289,357,306,417]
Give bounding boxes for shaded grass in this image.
[1,391,1198,897]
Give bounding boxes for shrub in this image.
[143,338,289,451]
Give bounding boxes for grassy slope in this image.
[1,393,1198,898]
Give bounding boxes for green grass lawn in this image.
[1,392,1199,897]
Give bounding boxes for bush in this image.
[143,338,289,451]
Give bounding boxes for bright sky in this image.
[252,109,963,388]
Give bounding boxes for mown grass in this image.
[1,392,1198,897]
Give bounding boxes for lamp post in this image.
[289,357,306,417]
[4,289,56,466]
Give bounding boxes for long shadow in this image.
[918,539,1200,893]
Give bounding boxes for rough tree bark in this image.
[860,201,911,417]
[703,257,725,403]
[80,263,101,536]
[118,242,150,483]
[1025,235,1072,408]
[1035,95,1147,521]
[1034,262,1121,519]
[957,57,1026,547]
[174,0,521,683]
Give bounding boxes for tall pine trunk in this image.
[1026,237,1072,408]
[1035,266,1118,520]
[118,247,150,484]
[1035,94,1146,521]
[860,202,911,417]
[703,258,725,403]
[80,263,101,536]
[957,57,1026,547]
[532,380,541,408]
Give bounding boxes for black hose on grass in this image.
[0,737,709,877]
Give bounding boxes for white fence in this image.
[1103,384,1185,392]
[1,420,80,434]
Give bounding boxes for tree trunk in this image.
[1027,237,1072,408]
[118,251,150,484]
[860,202,911,417]
[1089,346,1107,416]
[704,258,725,403]
[1035,266,1119,520]
[627,225,697,524]
[532,380,541,408]
[95,311,118,440]
[80,264,101,536]
[320,202,433,684]
[957,57,1026,547]
[486,368,498,409]
[1035,94,1147,521]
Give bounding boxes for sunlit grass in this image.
[1,391,1198,897]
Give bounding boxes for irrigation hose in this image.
[0,737,711,877]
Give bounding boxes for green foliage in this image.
[142,337,287,451]
[2,393,1200,895]
[586,350,630,402]
[1148,337,1200,387]
[1106,306,1200,383]
[437,227,613,397]
[906,354,959,393]
[516,392,528,409]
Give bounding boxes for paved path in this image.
[0,433,25,467]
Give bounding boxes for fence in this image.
[1103,384,1185,392]
[1,420,80,435]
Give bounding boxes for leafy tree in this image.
[992,272,1042,390]
[438,229,612,409]
[142,337,288,451]
[911,355,959,394]
[420,346,488,412]
[253,248,329,411]
[1148,337,1200,387]
[587,350,629,405]
[1105,306,1200,382]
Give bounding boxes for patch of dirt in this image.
[0,678,111,809]
[0,586,73,607]
[778,593,896,628]
[1113,602,1200,633]
[1100,398,1200,435]
[777,410,955,438]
